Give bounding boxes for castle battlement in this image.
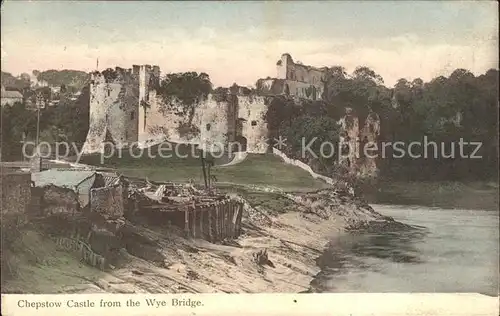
[89,65,160,86]
[83,54,329,155]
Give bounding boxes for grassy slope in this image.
[79,144,330,192]
[79,143,498,209]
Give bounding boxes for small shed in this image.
[31,169,101,208]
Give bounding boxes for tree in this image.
[263,96,299,141]
[0,102,36,160]
[41,85,90,150]
[323,65,390,123]
[157,72,212,124]
[281,115,341,175]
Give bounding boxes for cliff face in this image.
[338,108,381,179]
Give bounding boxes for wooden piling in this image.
[224,200,231,238]
[208,206,214,242]
[215,204,221,241]
[219,203,223,240]
[235,203,243,237]
[229,202,236,238]
[184,206,190,238]
[192,207,197,238]
[222,202,226,240]
[199,207,205,239]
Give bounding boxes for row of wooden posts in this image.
[184,198,244,242]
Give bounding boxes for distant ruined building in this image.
[82,54,380,178]
[256,53,327,101]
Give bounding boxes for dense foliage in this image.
[2,65,497,183]
[157,72,212,111]
[41,85,90,147]
[35,69,89,92]
[266,66,498,182]
[383,69,499,181]
[0,86,90,160]
[0,102,36,160]
[1,72,31,91]
[265,96,342,176]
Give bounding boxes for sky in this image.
[1,1,498,87]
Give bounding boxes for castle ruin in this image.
[256,53,327,101]
[81,54,380,178]
[82,65,269,154]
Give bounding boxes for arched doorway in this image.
[233,136,247,152]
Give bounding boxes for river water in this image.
[313,205,499,295]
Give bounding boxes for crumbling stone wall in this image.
[90,184,125,220]
[358,111,381,178]
[0,172,31,224]
[39,185,80,216]
[338,107,381,178]
[137,90,232,150]
[338,107,360,174]
[276,53,326,100]
[82,68,139,153]
[255,78,286,96]
[84,64,271,154]
[238,95,269,153]
[139,90,269,154]
[198,96,232,152]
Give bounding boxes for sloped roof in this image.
[1,90,23,99]
[32,169,96,189]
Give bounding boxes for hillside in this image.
[36,69,89,90]
[1,71,30,90]
[78,145,330,192]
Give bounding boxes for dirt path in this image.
[217,152,248,167]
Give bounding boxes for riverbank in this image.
[311,204,499,296]
[2,187,398,294]
[362,180,499,211]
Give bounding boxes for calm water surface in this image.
[313,205,499,295]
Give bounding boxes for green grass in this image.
[79,143,329,192]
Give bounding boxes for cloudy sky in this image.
[1,1,498,87]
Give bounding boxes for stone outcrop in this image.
[358,110,381,178]
[338,107,381,179]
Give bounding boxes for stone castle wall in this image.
[137,90,233,150]
[83,63,270,155]
[137,90,269,154]
[82,68,139,153]
[237,95,269,153]
[82,56,379,173]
